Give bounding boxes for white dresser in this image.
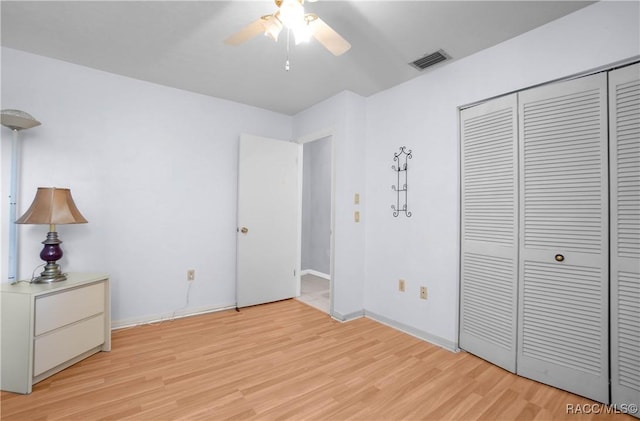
[1,273,110,394]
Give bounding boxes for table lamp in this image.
[16,187,88,283]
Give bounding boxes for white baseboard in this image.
[300,269,330,280]
[111,303,458,354]
[111,304,236,330]
[331,309,364,322]
[364,310,459,352]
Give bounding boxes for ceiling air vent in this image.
[409,49,449,71]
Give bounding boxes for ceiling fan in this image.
[224,0,351,57]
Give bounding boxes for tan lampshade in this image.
[16,187,88,225]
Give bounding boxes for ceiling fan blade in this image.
[224,18,265,46]
[309,16,351,56]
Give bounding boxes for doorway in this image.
[298,135,333,313]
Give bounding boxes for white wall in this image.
[363,0,640,348]
[293,91,367,320]
[0,47,292,326]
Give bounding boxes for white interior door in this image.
[517,73,609,403]
[236,134,301,308]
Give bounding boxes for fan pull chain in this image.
[285,28,291,71]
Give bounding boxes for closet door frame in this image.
[460,62,640,407]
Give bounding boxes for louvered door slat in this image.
[517,73,609,404]
[610,63,640,412]
[460,94,518,372]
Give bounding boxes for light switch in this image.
[354,211,360,222]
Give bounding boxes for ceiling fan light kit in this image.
[278,0,308,43]
[225,0,351,61]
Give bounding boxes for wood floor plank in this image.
[1,299,633,421]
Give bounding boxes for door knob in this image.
[240,227,249,234]
[554,254,564,262]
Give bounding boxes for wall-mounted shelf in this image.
[391,146,412,217]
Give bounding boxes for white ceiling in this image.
[1,1,594,115]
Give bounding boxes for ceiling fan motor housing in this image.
[275,0,305,7]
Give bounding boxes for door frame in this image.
[296,128,336,315]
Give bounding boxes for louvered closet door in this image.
[460,94,518,372]
[517,73,609,403]
[610,63,640,410]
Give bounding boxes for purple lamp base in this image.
[34,231,67,283]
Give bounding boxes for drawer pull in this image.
[555,254,565,262]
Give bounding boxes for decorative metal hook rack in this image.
[391,146,412,217]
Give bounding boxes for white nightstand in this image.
[1,273,111,394]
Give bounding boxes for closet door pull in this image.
[554,254,565,262]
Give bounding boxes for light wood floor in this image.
[1,299,633,421]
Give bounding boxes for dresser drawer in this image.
[33,313,105,376]
[35,282,105,336]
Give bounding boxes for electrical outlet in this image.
[354,193,360,205]
[398,279,405,292]
[420,286,428,300]
[187,269,195,281]
[354,211,360,223]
